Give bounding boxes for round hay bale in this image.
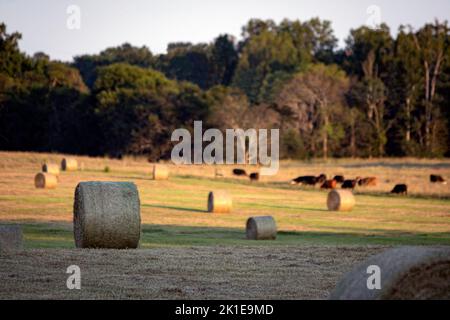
[327,189,355,211]
[207,190,232,213]
[0,225,23,253]
[215,168,224,178]
[61,158,78,171]
[73,181,141,249]
[329,246,450,300]
[42,163,60,176]
[246,216,277,240]
[34,172,57,189]
[153,165,169,180]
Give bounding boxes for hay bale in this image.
[207,190,232,213]
[329,246,450,300]
[61,158,78,171]
[42,163,60,176]
[73,181,141,249]
[34,172,57,189]
[246,216,277,240]
[153,165,169,180]
[327,189,355,211]
[0,225,23,252]
[215,168,224,178]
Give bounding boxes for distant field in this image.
[0,151,449,247]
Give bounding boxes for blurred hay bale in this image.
[207,190,232,213]
[329,246,450,300]
[246,216,277,240]
[73,181,141,249]
[61,158,78,171]
[153,165,169,180]
[0,225,23,252]
[34,172,57,189]
[42,163,60,176]
[327,189,355,211]
[215,168,224,178]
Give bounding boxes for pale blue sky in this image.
[1,0,449,61]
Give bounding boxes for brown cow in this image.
[249,172,260,181]
[321,179,337,189]
[359,177,378,186]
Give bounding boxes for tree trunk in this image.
[350,121,356,158]
[405,98,411,143]
[372,104,384,157]
[323,115,328,160]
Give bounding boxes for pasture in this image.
[0,151,449,299]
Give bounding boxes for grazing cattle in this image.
[233,169,247,176]
[359,177,378,187]
[249,172,260,181]
[321,179,337,189]
[291,176,317,186]
[316,174,327,184]
[333,175,345,184]
[430,174,447,184]
[342,177,360,190]
[391,184,408,195]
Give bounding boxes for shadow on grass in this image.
[142,203,206,213]
[18,222,450,248]
[110,175,152,181]
[241,202,328,212]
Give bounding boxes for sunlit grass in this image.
[0,151,449,248]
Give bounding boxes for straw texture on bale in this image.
[61,158,78,171]
[246,216,277,240]
[0,225,23,252]
[73,181,141,249]
[327,189,355,211]
[42,163,60,176]
[329,246,450,300]
[153,165,169,180]
[34,172,57,189]
[207,191,232,213]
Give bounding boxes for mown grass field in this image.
[1,151,449,248]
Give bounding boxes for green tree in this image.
[275,64,349,159]
[410,21,450,155]
[73,43,154,88]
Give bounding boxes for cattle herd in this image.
[288,173,447,195]
[231,169,447,196]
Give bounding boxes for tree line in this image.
[0,19,449,160]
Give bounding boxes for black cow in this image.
[430,174,447,184]
[316,174,327,184]
[391,184,408,195]
[233,169,247,176]
[291,176,317,186]
[342,177,360,190]
[249,172,260,181]
[333,175,345,184]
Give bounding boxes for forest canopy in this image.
[0,18,449,160]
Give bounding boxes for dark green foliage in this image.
[0,19,449,159]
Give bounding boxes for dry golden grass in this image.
[0,245,387,299]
